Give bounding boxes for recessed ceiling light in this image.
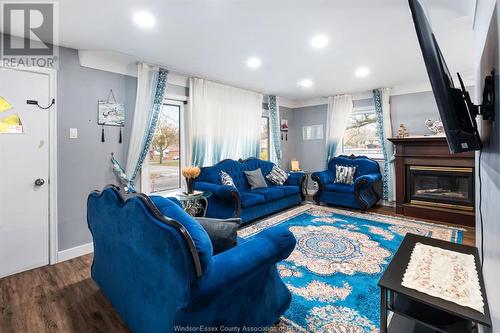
[297,79,314,88]
[355,67,370,78]
[311,34,329,49]
[246,57,262,69]
[133,11,155,29]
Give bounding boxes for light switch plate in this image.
[69,128,78,139]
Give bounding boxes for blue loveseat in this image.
[194,158,306,224]
[87,185,296,333]
[311,155,382,210]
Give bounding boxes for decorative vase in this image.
[186,177,195,194]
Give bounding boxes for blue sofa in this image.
[194,158,306,224]
[87,185,296,333]
[311,155,382,210]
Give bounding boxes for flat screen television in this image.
[408,0,482,153]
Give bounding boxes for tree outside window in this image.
[342,109,382,157]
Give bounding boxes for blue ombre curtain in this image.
[268,95,282,166]
[373,88,395,201]
[189,78,263,166]
[124,64,168,188]
[325,95,353,164]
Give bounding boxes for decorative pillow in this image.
[244,168,268,189]
[334,165,357,185]
[195,217,241,255]
[220,170,235,187]
[266,165,289,186]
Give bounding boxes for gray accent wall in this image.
[390,91,440,135]
[290,104,328,191]
[57,47,137,250]
[476,6,500,331]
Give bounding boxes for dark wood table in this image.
[378,234,492,333]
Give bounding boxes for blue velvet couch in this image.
[194,158,306,224]
[311,155,382,210]
[87,185,296,333]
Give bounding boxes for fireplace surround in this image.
[389,137,475,226]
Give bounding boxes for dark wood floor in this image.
[0,204,475,333]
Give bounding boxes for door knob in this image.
[34,178,45,186]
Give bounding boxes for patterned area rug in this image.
[239,204,463,333]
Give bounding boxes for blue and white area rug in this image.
[239,204,463,333]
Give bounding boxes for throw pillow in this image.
[220,170,236,187]
[266,165,289,186]
[195,217,241,255]
[244,168,268,189]
[334,165,357,185]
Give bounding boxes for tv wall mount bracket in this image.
[458,69,495,121]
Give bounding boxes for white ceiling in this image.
[46,0,477,99]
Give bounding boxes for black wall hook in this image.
[27,98,56,110]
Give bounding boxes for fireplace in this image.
[407,166,474,211]
[389,137,475,227]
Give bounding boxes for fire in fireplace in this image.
[407,166,474,211]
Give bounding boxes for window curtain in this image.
[268,95,281,165]
[373,88,395,201]
[189,78,263,166]
[124,63,168,188]
[325,94,353,164]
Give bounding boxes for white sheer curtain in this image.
[325,95,353,163]
[189,78,263,166]
[125,63,167,185]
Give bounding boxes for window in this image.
[144,100,183,193]
[260,116,270,160]
[342,108,382,158]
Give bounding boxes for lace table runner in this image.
[402,242,484,313]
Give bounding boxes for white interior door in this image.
[0,67,51,278]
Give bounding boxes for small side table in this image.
[173,191,212,217]
[378,234,492,333]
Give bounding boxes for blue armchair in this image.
[194,158,306,224]
[311,155,382,210]
[87,185,296,333]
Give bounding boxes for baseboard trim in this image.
[57,242,94,263]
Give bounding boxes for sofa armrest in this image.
[194,181,239,199]
[189,226,296,305]
[285,171,306,200]
[311,170,334,186]
[311,170,334,204]
[285,171,305,186]
[194,181,241,218]
[354,173,382,188]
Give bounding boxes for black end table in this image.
[378,233,492,333]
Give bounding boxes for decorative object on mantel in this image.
[290,159,301,171]
[182,166,201,194]
[98,89,125,143]
[425,118,445,135]
[397,123,409,138]
[280,119,288,141]
[402,242,484,313]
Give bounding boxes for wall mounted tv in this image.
[408,0,495,153]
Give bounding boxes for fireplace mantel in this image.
[389,136,475,227]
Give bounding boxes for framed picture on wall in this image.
[98,101,125,127]
[280,119,289,132]
[302,125,323,140]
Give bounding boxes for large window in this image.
[145,100,183,193]
[260,116,270,160]
[342,108,382,158]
